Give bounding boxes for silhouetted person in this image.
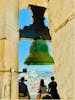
[23,68,27,72]
[38,79,47,94]
[19,68,29,82]
[19,77,30,99]
[48,76,60,99]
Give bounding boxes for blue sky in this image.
[19,9,53,72]
[19,9,49,29]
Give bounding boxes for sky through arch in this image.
[19,9,53,73]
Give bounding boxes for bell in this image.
[24,39,54,65]
[20,5,51,40]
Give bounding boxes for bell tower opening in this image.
[18,8,54,98]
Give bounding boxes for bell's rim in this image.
[24,55,54,65]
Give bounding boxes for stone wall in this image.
[0,0,19,99]
[20,0,75,99]
[20,0,48,19]
[48,0,75,99]
[52,19,74,99]
[0,0,75,99]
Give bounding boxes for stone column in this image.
[0,10,6,99]
[48,0,74,99]
[0,0,19,99]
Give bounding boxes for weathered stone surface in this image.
[0,1,6,99]
[20,0,48,9]
[48,0,74,35]
[52,18,75,99]
[0,0,19,99]
[0,0,74,99]
[0,40,4,69]
[20,0,48,19]
[48,0,75,99]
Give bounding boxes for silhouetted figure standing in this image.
[48,76,60,99]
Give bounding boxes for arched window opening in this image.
[19,8,54,98]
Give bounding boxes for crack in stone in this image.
[55,13,75,32]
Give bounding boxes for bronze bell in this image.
[20,5,51,40]
[24,39,54,65]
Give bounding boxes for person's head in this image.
[40,79,44,87]
[23,68,27,73]
[21,77,25,83]
[41,94,52,99]
[51,76,55,81]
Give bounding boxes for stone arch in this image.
[0,0,74,99]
